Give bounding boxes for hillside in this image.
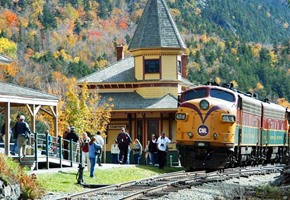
[0,0,289,101]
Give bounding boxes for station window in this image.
[144,59,160,73]
[147,120,159,139]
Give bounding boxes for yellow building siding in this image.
[144,73,160,80]
[136,86,178,98]
[135,56,143,80]
[162,56,177,80]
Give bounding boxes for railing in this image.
[29,133,80,170]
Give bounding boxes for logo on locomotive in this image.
[197,125,209,136]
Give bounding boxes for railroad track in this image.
[57,165,285,200]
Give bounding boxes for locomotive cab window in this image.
[210,89,235,102]
[144,59,160,73]
[183,88,207,101]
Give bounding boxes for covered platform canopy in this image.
[0,83,59,156]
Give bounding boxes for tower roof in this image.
[128,0,186,51]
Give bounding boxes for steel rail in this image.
[57,165,284,200]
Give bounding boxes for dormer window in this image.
[144,59,160,73]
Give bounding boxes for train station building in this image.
[78,0,193,162]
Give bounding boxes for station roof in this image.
[0,82,59,107]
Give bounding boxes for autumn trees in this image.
[0,0,289,134]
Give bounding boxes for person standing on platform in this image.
[15,115,31,160]
[1,118,12,147]
[95,131,104,166]
[157,132,171,169]
[66,126,79,161]
[144,140,150,165]
[110,139,120,164]
[116,127,131,164]
[149,134,158,166]
[11,115,20,155]
[132,139,142,165]
[63,126,70,159]
[80,132,91,171]
[88,137,101,178]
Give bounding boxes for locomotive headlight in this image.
[187,132,193,138]
[199,99,209,110]
[222,115,236,123]
[176,113,187,121]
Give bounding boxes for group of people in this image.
[78,131,104,178]
[112,127,172,169]
[1,114,31,160]
[1,118,173,175]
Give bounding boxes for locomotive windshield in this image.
[182,88,235,102]
[210,89,235,102]
[183,88,207,101]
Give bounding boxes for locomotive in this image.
[176,83,290,170]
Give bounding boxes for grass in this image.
[37,165,184,193]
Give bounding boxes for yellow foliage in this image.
[231,48,238,55]
[184,48,190,55]
[52,71,68,84]
[58,79,114,135]
[66,3,79,21]
[170,8,181,18]
[266,11,271,17]
[0,62,19,80]
[269,51,278,66]
[19,17,29,28]
[255,82,264,90]
[68,35,78,48]
[73,57,80,63]
[194,8,202,16]
[251,44,262,58]
[217,42,226,51]
[277,98,290,108]
[187,62,200,71]
[96,59,108,69]
[215,77,221,84]
[53,51,60,59]
[200,34,207,43]
[284,22,289,29]
[231,80,238,87]
[0,37,17,58]
[31,0,44,15]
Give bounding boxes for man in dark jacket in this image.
[116,127,131,164]
[63,126,71,159]
[148,134,158,165]
[15,115,31,159]
[66,126,79,161]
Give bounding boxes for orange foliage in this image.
[88,30,103,39]
[277,98,290,108]
[5,10,19,26]
[119,19,128,29]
